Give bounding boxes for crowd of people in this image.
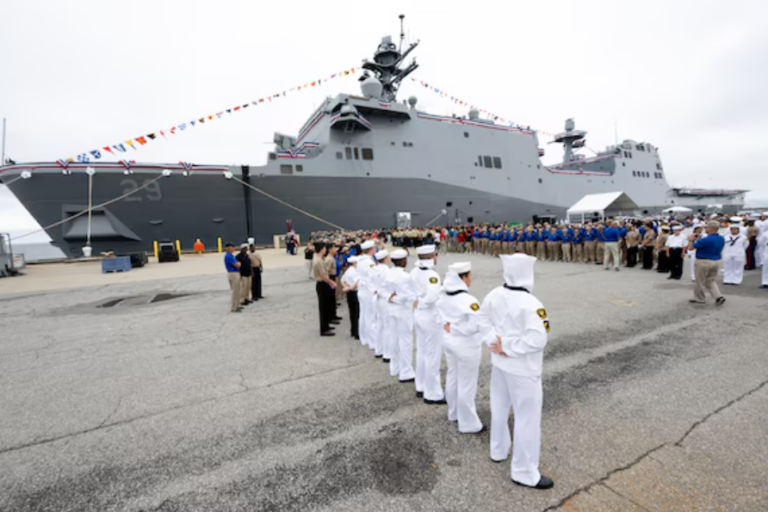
[217,210,768,489]
[298,210,767,490]
[309,240,554,489]
[223,243,265,312]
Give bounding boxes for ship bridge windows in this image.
[362,148,374,160]
[483,156,492,168]
[493,157,502,169]
[336,151,343,159]
[280,164,293,175]
[345,147,353,159]
[354,148,360,160]
[464,132,469,138]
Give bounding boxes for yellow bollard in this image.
[218,237,222,253]
[175,239,181,256]
[153,240,159,260]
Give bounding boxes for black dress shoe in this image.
[330,320,341,325]
[415,391,424,398]
[320,331,335,337]
[424,398,447,405]
[399,378,415,383]
[490,457,506,464]
[512,475,554,490]
[716,296,726,306]
[375,354,383,359]
[332,317,343,321]
[382,358,390,363]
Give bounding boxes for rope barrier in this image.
[10,174,165,243]
[0,175,25,187]
[424,211,445,227]
[231,176,345,231]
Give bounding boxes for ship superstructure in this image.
[0,20,745,257]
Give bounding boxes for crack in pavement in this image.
[541,376,768,512]
[0,359,374,456]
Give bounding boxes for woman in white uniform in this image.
[723,224,749,285]
[436,262,486,434]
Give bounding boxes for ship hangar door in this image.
[396,212,412,229]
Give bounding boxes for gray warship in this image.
[0,21,747,257]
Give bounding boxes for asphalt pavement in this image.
[1,253,766,511]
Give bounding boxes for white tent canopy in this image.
[566,192,639,223]
[662,206,693,214]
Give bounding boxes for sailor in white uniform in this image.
[356,240,378,352]
[483,254,554,490]
[436,262,486,434]
[386,249,418,383]
[723,224,749,285]
[688,225,703,281]
[757,213,768,269]
[759,228,768,288]
[410,245,446,404]
[373,249,397,374]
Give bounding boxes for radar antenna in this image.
[361,15,419,101]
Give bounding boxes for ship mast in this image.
[361,15,419,101]
[551,118,587,163]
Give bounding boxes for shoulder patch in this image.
[536,308,547,319]
[543,320,550,333]
[370,264,375,268]
[429,277,438,284]
[470,303,480,312]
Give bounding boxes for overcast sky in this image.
[2,0,767,240]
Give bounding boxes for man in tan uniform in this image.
[641,224,656,269]
[249,244,264,301]
[325,245,341,321]
[313,243,337,336]
[625,224,641,267]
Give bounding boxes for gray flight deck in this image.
[1,255,766,511]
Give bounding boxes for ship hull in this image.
[4,171,571,255]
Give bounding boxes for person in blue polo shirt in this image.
[602,221,621,271]
[561,225,573,262]
[689,220,725,305]
[571,225,583,262]
[223,243,242,313]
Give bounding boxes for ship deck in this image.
[1,253,767,511]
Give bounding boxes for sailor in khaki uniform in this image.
[483,254,554,490]
[386,249,418,382]
[411,245,446,403]
[436,262,486,434]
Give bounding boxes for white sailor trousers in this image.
[414,310,445,400]
[722,255,745,284]
[490,366,543,487]
[391,309,415,381]
[377,298,398,374]
[689,252,697,281]
[443,342,483,433]
[358,292,377,349]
